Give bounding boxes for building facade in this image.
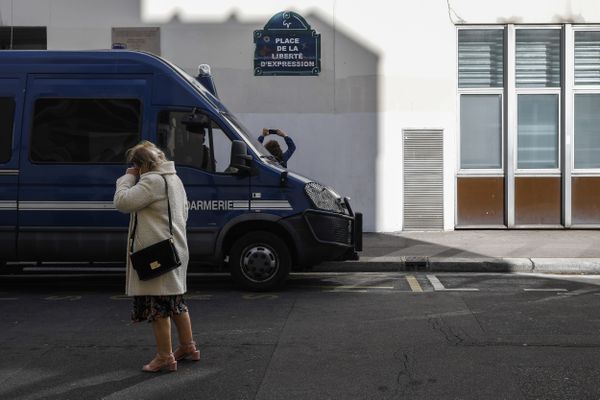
[1,0,599,232]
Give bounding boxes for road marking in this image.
[291,272,403,277]
[186,294,213,300]
[301,285,394,291]
[427,275,445,290]
[331,285,394,290]
[523,288,568,292]
[426,275,479,292]
[44,295,82,301]
[323,290,369,293]
[533,288,598,302]
[406,275,423,292]
[318,285,394,293]
[110,295,130,301]
[243,294,278,300]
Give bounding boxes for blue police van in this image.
[0,50,362,291]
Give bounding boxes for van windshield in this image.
[222,112,273,160]
[160,58,279,165]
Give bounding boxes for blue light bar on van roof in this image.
[198,64,211,76]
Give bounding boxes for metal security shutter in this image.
[403,130,443,230]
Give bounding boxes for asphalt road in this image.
[2,271,600,399]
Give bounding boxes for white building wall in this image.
[1,0,599,231]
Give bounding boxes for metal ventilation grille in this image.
[305,213,352,245]
[403,130,443,231]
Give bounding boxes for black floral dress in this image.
[131,295,188,323]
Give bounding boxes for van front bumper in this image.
[280,209,362,268]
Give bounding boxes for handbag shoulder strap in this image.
[129,175,173,254]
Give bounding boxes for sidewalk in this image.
[316,230,600,274]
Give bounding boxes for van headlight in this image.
[304,182,347,214]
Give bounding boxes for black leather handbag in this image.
[129,175,181,281]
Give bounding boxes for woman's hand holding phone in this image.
[126,167,140,176]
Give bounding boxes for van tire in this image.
[228,231,291,291]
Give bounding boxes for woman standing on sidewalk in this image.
[114,141,200,372]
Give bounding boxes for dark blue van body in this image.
[0,50,362,290]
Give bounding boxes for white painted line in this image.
[426,275,480,292]
[305,285,394,290]
[291,272,403,277]
[44,296,82,301]
[427,275,445,290]
[335,286,394,290]
[406,275,423,292]
[243,294,279,300]
[524,288,568,292]
[322,290,369,293]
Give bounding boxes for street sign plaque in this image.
[254,11,321,76]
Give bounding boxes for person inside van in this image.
[181,112,214,172]
[258,128,296,168]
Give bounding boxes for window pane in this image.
[157,111,234,174]
[31,99,141,163]
[0,97,15,163]
[516,29,561,87]
[0,27,46,50]
[460,94,502,169]
[458,29,504,88]
[517,94,558,169]
[575,31,600,86]
[575,94,600,168]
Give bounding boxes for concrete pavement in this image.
[316,230,600,273]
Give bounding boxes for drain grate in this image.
[404,258,428,271]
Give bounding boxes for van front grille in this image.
[305,212,352,245]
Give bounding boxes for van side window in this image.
[157,111,234,174]
[30,98,141,163]
[0,97,15,163]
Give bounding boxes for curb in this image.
[314,257,600,274]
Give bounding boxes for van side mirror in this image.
[229,140,252,173]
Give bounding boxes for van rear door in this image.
[17,75,150,262]
[0,76,24,262]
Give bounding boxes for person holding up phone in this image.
[258,128,296,168]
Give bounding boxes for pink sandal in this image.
[173,341,200,361]
[142,352,177,372]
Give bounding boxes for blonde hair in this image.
[126,141,167,172]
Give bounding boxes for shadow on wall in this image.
[143,7,380,231]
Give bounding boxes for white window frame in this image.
[514,89,562,176]
[456,25,505,177]
[571,26,600,175]
[512,25,562,177]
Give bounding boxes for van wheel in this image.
[229,231,291,291]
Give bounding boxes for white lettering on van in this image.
[187,200,234,211]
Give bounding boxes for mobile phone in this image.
[268,129,278,135]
